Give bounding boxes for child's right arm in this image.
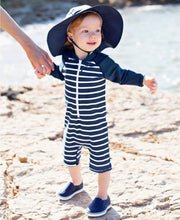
[50,63,64,80]
[35,63,64,81]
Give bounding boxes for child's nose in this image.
[89,32,96,39]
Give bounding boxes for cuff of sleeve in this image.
[139,74,145,87]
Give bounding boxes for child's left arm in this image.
[143,77,158,94]
[97,53,157,94]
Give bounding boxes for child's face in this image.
[67,14,102,59]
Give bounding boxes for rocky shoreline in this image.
[0,81,180,219]
[1,0,180,25]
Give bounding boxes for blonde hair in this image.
[65,12,102,48]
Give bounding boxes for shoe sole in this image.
[58,188,84,201]
[86,204,112,217]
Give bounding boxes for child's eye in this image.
[96,29,100,33]
[83,30,88,33]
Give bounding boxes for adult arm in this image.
[0,6,54,74]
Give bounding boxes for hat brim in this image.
[47,5,123,57]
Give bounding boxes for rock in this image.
[19,157,28,163]
[11,214,22,220]
[2,0,180,26]
[155,202,170,210]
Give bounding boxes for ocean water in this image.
[0,4,180,92]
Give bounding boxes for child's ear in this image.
[67,32,73,42]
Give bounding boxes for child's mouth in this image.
[87,42,96,46]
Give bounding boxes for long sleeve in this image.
[96,53,144,87]
[50,63,64,81]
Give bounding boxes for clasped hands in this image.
[34,65,48,79]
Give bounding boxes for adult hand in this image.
[34,68,46,79]
[24,41,54,75]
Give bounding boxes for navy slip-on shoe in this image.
[58,182,83,200]
[86,196,111,217]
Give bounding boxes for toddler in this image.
[35,5,157,217]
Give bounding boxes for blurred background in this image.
[0,0,180,92]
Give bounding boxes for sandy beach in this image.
[1,0,180,219]
[0,81,180,219]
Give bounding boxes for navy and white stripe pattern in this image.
[51,50,144,173]
[62,56,111,173]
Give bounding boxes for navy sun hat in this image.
[47,5,123,57]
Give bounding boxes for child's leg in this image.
[68,163,82,185]
[58,163,83,200]
[86,170,111,216]
[97,171,110,199]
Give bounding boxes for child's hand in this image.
[34,67,46,79]
[143,77,157,94]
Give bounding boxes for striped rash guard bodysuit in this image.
[51,50,144,173]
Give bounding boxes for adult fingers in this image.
[45,52,54,72]
[39,51,53,75]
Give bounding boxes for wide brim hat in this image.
[47,5,123,57]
